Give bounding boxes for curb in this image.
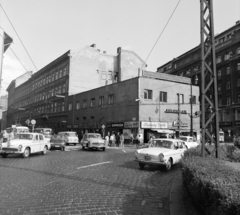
[169,171,187,215]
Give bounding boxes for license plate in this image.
[144,155,151,160]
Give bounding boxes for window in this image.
[108,71,112,80]
[108,94,114,104]
[59,70,62,78]
[62,84,66,93]
[159,91,167,102]
[190,96,196,104]
[58,86,61,94]
[144,89,152,100]
[216,56,222,64]
[226,81,231,90]
[49,76,51,83]
[218,86,221,94]
[54,102,57,112]
[43,78,45,85]
[178,94,184,104]
[217,70,221,79]
[227,97,231,105]
[83,100,87,108]
[46,77,48,84]
[238,95,240,103]
[226,67,230,75]
[52,74,55,82]
[238,63,240,71]
[63,67,67,76]
[101,71,107,80]
[99,96,104,106]
[55,71,58,80]
[224,53,230,61]
[62,102,65,112]
[218,99,222,107]
[76,101,80,109]
[91,98,95,107]
[68,103,72,111]
[114,72,118,82]
[237,79,240,87]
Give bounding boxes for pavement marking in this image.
[141,200,146,206]
[122,150,126,153]
[77,161,113,169]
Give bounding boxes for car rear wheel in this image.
[139,163,145,169]
[61,146,65,151]
[165,159,172,171]
[23,148,30,158]
[74,143,76,146]
[1,153,8,158]
[42,146,47,155]
[82,146,85,150]
[102,147,105,151]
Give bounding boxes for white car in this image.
[179,136,199,149]
[134,138,187,171]
[58,131,79,146]
[0,133,49,158]
[81,133,106,151]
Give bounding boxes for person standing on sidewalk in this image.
[116,132,120,147]
[120,133,124,147]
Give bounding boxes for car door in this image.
[32,134,39,153]
[39,134,45,151]
[175,141,185,162]
[82,135,87,146]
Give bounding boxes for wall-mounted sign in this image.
[141,121,168,129]
[124,121,139,128]
[111,123,124,128]
[165,109,187,114]
[172,120,188,127]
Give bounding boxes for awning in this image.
[151,129,175,134]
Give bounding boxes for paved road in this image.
[0,145,180,215]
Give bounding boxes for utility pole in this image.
[200,0,220,158]
[177,93,180,137]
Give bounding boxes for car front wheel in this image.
[42,146,47,155]
[165,159,172,171]
[102,147,105,151]
[139,163,145,169]
[23,148,30,158]
[1,153,8,158]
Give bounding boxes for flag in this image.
[4,32,13,53]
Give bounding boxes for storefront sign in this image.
[111,123,124,128]
[172,120,188,127]
[141,121,168,129]
[124,121,139,128]
[165,109,187,114]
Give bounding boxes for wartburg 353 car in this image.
[81,133,106,151]
[0,133,49,158]
[134,138,187,171]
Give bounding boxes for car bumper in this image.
[134,158,167,166]
[88,144,105,148]
[1,150,21,155]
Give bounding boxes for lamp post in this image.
[190,73,198,137]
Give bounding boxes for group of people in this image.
[105,132,125,147]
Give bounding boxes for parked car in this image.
[234,136,240,149]
[50,134,66,151]
[58,131,79,146]
[81,133,106,151]
[0,133,49,158]
[134,138,187,171]
[179,136,199,149]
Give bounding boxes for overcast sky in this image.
[0,0,239,96]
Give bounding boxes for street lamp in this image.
[190,74,198,137]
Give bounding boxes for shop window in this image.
[144,89,152,100]
[217,70,221,79]
[159,91,167,102]
[108,94,114,104]
[91,98,95,107]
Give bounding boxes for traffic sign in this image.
[31,119,36,125]
[102,124,105,129]
[25,119,30,125]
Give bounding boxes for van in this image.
[57,131,79,145]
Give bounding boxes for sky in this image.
[0,0,239,96]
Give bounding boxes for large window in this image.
[91,98,95,107]
[99,96,104,106]
[144,89,152,100]
[108,94,114,104]
[159,91,167,102]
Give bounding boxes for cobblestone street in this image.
[0,147,180,215]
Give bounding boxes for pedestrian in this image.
[120,133,124,147]
[130,133,134,145]
[136,133,140,148]
[116,132,120,147]
[110,133,115,147]
[105,134,110,147]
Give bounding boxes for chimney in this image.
[117,47,121,54]
[90,44,96,48]
[103,51,106,54]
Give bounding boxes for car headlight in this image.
[135,151,139,159]
[158,153,164,162]
[0,143,2,150]
[18,145,23,152]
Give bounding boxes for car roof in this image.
[58,131,76,133]
[86,133,100,135]
[16,132,43,135]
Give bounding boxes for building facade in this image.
[6,44,147,132]
[157,20,240,139]
[66,72,200,143]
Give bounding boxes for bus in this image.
[6,126,29,134]
[34,128,53,140]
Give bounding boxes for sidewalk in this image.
[169,171,187,215]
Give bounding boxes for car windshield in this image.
[88,134,101,139]
[179,137,188,141]
[15,134,33,140]
[67,133,77,137]
[150,140,173,149]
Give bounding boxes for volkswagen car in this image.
[81,133,106,151]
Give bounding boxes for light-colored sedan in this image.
[179,136,199,149]
[81,133,106,151]
[134,138,187,171]
[0,133,49,158]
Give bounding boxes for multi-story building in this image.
[66,71,200,143]
[157,20,240,139]
[6,44,147,131]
